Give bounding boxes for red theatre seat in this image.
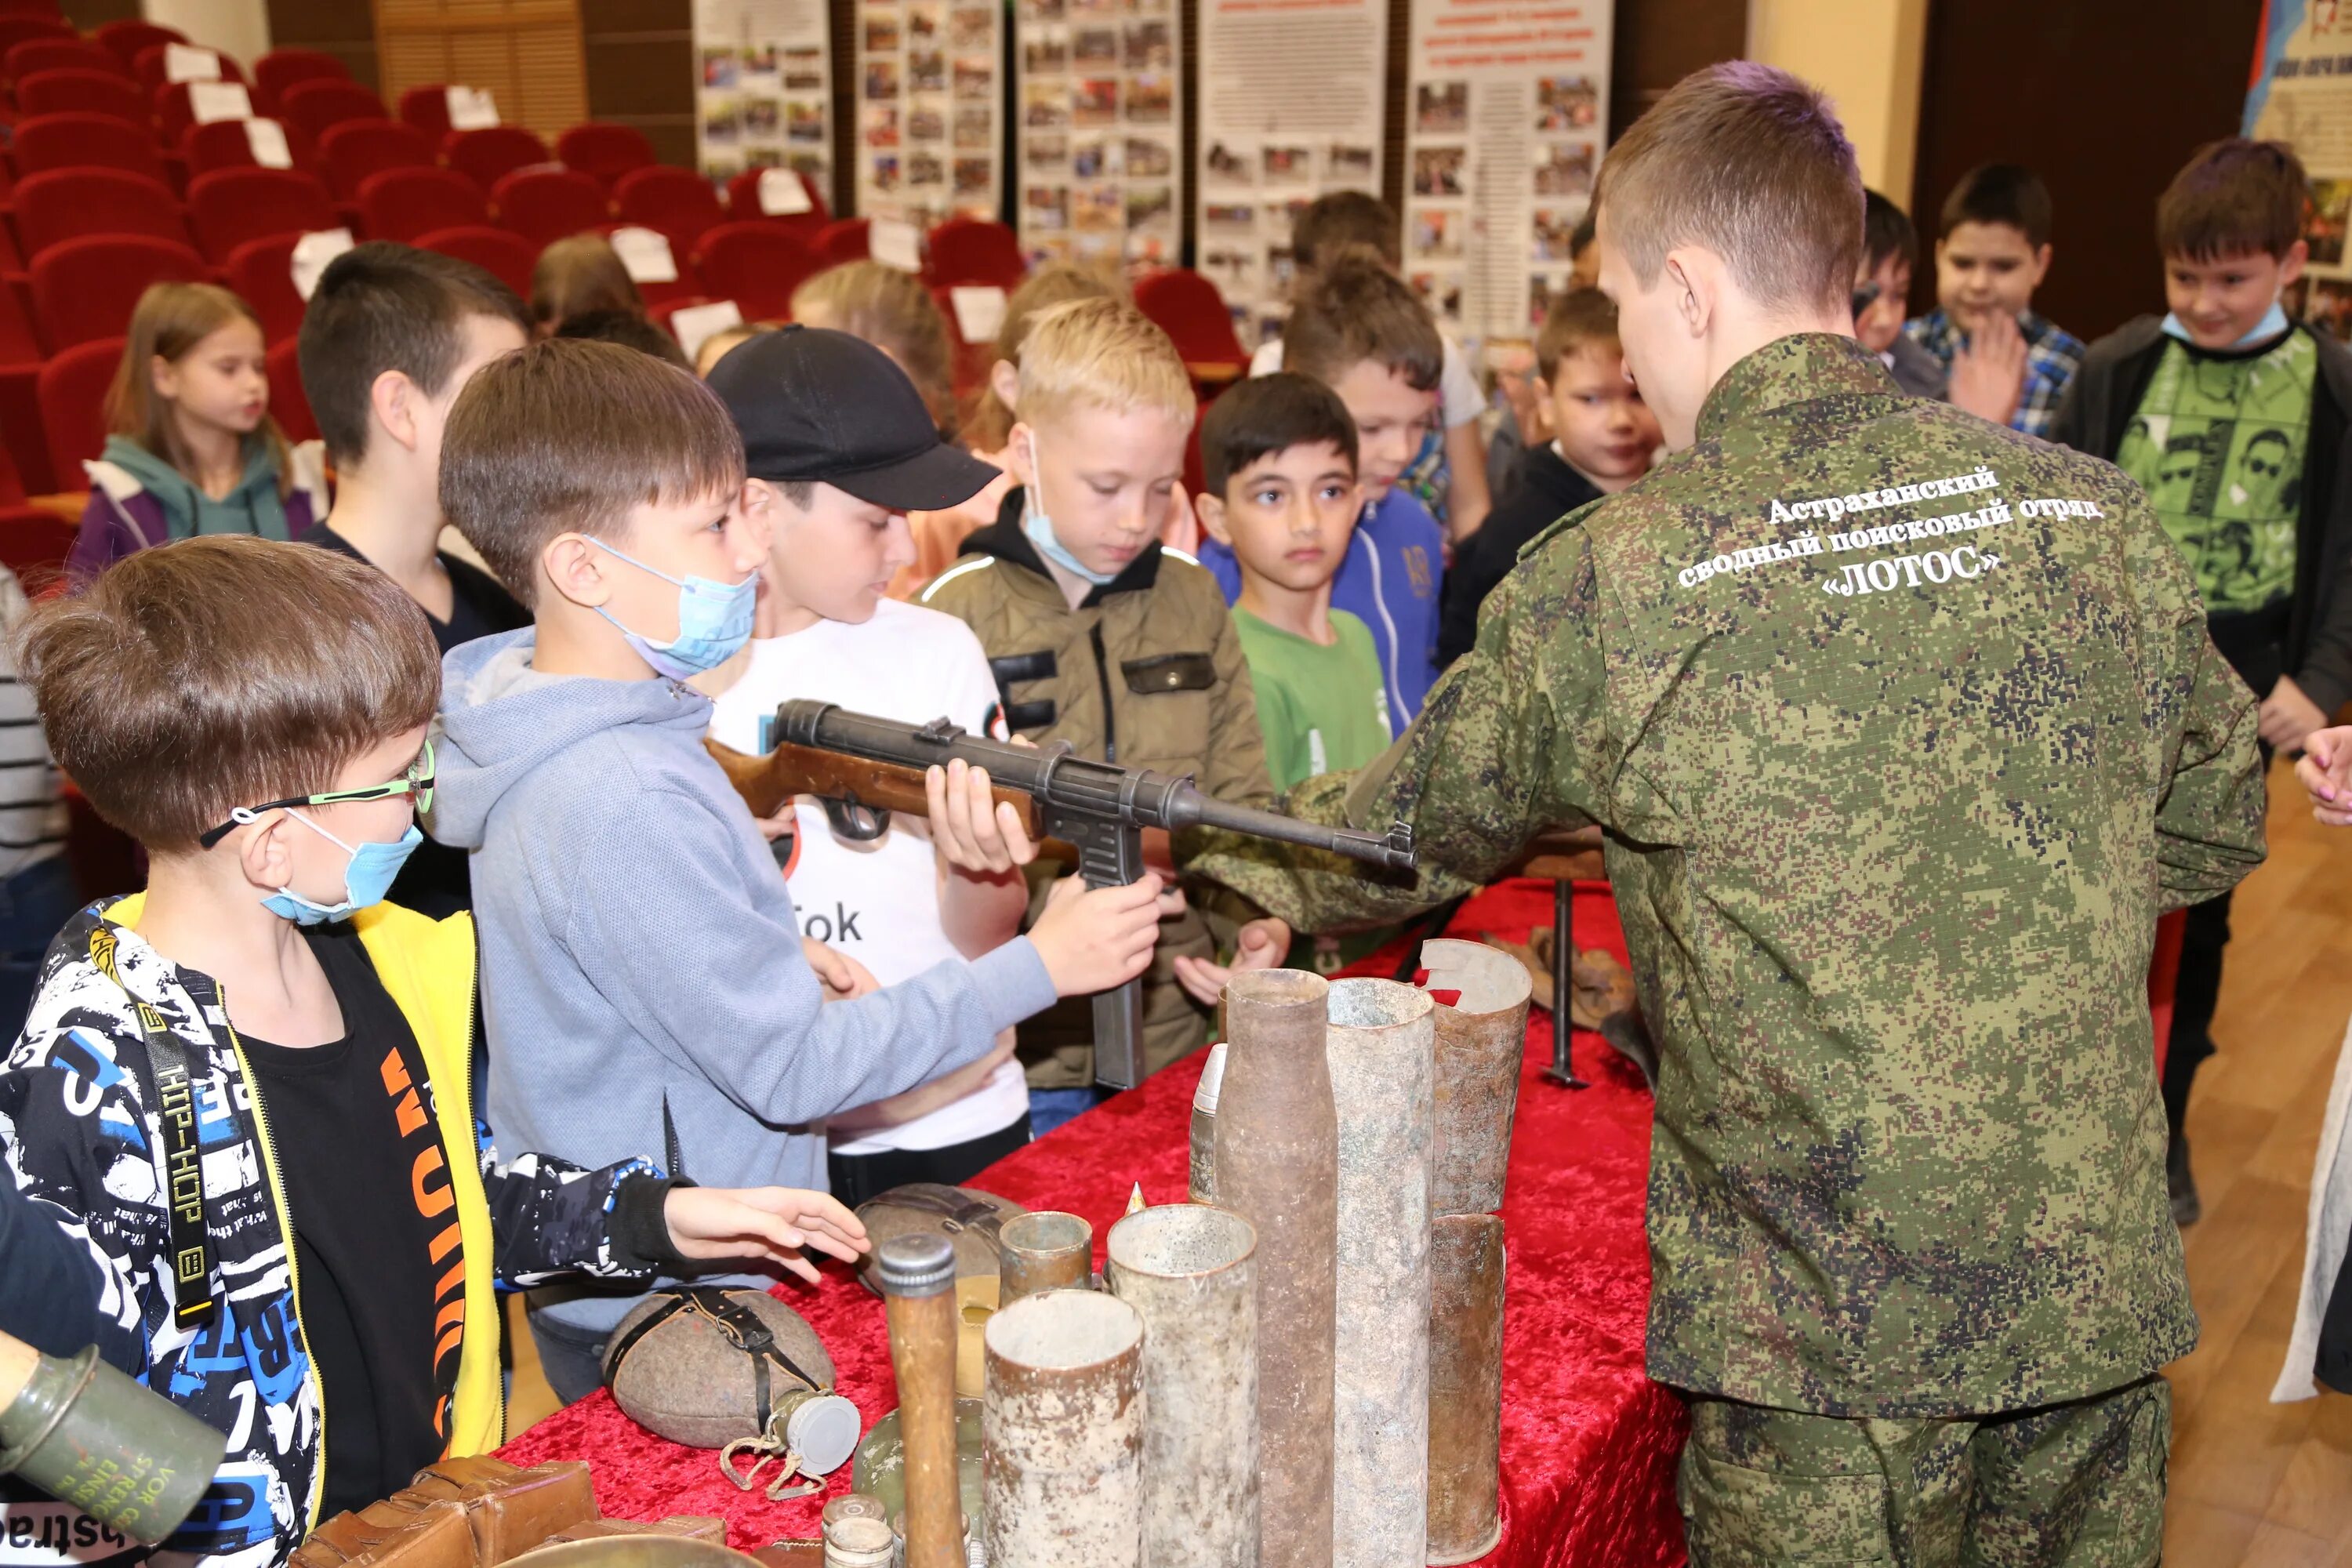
[224,234,308,346]
[187,168,338,264]
[38,337,123,489]
[0,508,77,592]
[31,235,209,352]
[252,48,348,115]
[926,216,1023,289]
[443,124,550,191]
[279,78,389,143]
[318,119,434,200]
[16,67,147,125]
[813,217,869,269]
[183,117,318,178]
[613,165,726,252]
[93,19,183,71]
[415,225,536,297]
[691,222,819,321]
[0,16,74,62]
[724,168,831,241]
[356,165,488,244]
[132,42,245,95]
[397,83,454,143]
[12,113,172,187]
[1134,268,1247,378]
[156,79,262,152]
[265,336,316,442]
[491,166,609,249]
[13,169,192,260]
[556,122,655,189]
[0,284,51,492]
[2,38,122,86]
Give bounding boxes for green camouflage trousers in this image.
[1678,1377,2169,1566]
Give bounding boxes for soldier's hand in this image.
[1171,917,1290,1007]
[1949,313,2027,427]
[2259,674,2329,755]
[2297,726,2352,827]
[1030,873,1164,997]
[926,756,1037,873]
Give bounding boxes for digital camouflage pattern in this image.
[1189,333,2268,1418]
[1679,1377,2169,1565]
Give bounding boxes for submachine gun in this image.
[706,700,1418,1090]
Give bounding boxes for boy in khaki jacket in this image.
[923,299,1286,1131]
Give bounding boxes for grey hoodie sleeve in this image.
[568,786,1057,1127]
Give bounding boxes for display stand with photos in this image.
[855,0,1004,227]
[695,0,835,194]
[1014,0,1183,268]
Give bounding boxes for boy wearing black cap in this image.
[426,336,1166,1402]
[700,326,1037,1201]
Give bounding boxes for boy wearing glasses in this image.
[0,537,866,1568]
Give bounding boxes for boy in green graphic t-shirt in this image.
[2053,136,2352,1225]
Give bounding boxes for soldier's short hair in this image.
[441,338,747,607]
[1534,288,1621,380]
[15,536,439,853]
[2158,138,2308,263]
[1938,164,2054,249]
[1198,372,1359,495]
[1014,296,1196,432]
[1281,247,1443,394]
[1593,61,1863,315]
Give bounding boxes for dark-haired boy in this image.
[428,340,1163,1399]
[0,536,866,1566]
[297,242,535,916]
[554,307,696,372]
[1436,288,1660,670]
[1856,191,1946,400]
[1903,163,2085,435]
[2052,136,2352,1224]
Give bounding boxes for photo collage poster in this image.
[1194,0,1387,344]
[1405,0,1612,340]
[695,0,833,191]
[2247,2,2352,341]
[855,0,1004,224]
[1013,0,1184,267]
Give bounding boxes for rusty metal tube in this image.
[1425,1214,1507,1565]
[982,1289,1145,1568]
[1105,1204,1260,1568]
[1421,938,1533,1218]
[1324,978,1435,1568]
[998,1210,1094,1302]
[1209,969,1335,1568]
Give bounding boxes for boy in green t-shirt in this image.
[1195,372,1391,793]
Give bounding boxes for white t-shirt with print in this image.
[1248,333,1483,428]
[707,598,1027,1153]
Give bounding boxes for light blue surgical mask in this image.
[1022,433,1120,586]
[2161,301,2290,348]
[587,538,758,679]
[256,810,422,926]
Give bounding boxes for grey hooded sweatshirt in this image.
[431,630,1055,1334]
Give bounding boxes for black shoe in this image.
[2169,1136,2201,1229]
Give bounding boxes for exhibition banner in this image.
[855,0,1004,223]
[2245,0,2352,339]
[695,0,834,192]
[1014,0,1184,267]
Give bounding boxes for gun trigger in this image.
[824,796,891,843]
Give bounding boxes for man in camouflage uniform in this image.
[1193,64,2267,1566]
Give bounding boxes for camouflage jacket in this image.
[1193,333,2267,1418]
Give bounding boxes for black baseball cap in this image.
[706,324,1000,510]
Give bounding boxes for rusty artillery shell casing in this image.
[1210,970,1337,1567]
[1425,1214,1507,1565]
[1325,978,1436,1568]
[997,1210,1093,1303]
[877,1234,964,1568]
[1421,938,1533,1218]
[982,1289,1145,1567]
[1105,1203,1260,1567]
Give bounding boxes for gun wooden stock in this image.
[703,738,1076,858]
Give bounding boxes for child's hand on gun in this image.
[1172,917,1292,1007]
[661,1186,870,1283]
[1029,873,1165,996]
[2297,726,2352,827]
[927,756,1036,873]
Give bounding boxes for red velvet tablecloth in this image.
[500,877,1690,1563]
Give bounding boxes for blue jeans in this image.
[1027,1087,1109,1140]
[0,856,78,1040]
[526,1308,613,1407]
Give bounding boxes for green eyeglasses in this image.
[198,739,437,850]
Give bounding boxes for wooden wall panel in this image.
[376,0,589,139]
[582,0,695,167]
[268,0,384,89]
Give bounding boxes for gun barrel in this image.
[1178,792,1418,871]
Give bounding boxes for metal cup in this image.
[996,1210,1092,1302]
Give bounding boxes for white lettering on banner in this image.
[1820,546,1998,597]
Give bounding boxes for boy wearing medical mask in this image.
[923,299,1287,1132]
[0,537,877,1566]
[2052,136,2352,1227]
[426,340,1162,1401]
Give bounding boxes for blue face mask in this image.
[587,538,759,679]
[2161,301,2290,348]
[259,811,422,926]
[1021,433,1120,587]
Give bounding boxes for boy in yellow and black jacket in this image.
[0,538,858,1568]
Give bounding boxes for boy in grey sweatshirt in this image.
[427,339,1166,1402]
